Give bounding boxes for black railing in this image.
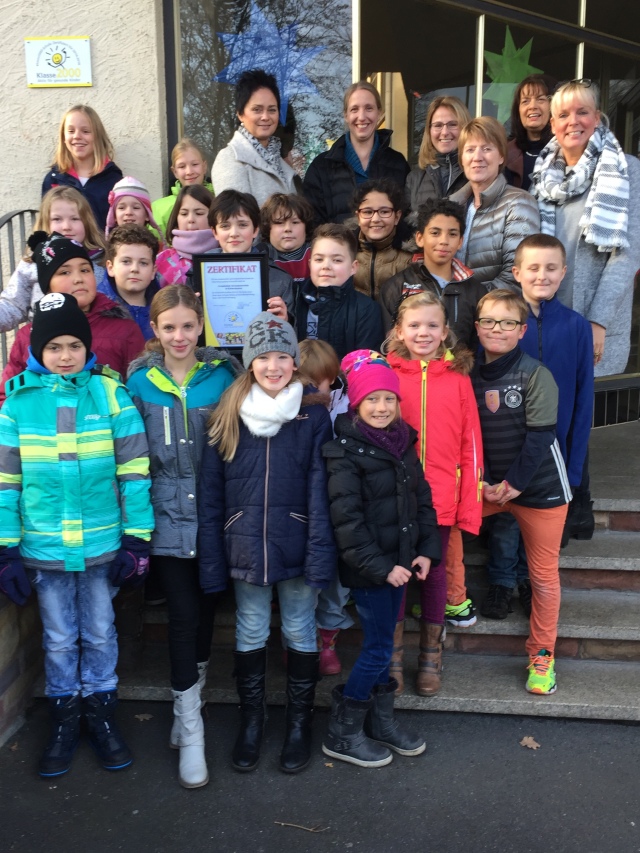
[0,209,38,366]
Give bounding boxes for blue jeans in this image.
[315,574,355,631]
[234,576,319,652]
[484,513,530,588]
[29,564,119,697]
[344,583,405,702]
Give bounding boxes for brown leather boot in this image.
[389,620,404,694]
[416,623,444,696]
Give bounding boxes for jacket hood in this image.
[387,347,474,376]
[90,291,134,321]
[127,346,241,379]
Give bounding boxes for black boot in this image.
[322,685,392,768]
[280,650,319,774]
[561,495,595,547]
[83,691,132,771]
[364,679,426,756]
[232,648,266,772]
[38,694,81,778]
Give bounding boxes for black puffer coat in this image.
[322,415,441,588]
[302,130,410,227]
[404,152,467,213]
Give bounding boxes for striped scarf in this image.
[530,122,629,252]
[238,124,286,182]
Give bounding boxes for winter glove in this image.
[109,536,150,588]
[0,546,31,606]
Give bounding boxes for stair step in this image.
[34,643,638,722]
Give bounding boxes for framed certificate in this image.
[192,253,269,348]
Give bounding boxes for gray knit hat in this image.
[242,312,300,368]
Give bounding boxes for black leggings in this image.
[154,556,217,692]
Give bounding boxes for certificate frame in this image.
[193,252,269,349]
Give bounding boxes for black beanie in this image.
[27,231,92,295]
[30,293,92,368]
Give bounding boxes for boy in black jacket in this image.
[295,224,383,359]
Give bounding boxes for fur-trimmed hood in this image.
[127,346,243,379]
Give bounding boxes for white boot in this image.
[170,660,208,749]
[172,682,209,788]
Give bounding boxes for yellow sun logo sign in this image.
[45,45,68,68]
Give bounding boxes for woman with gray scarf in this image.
[212,69,297,207]
[530,79,640,377]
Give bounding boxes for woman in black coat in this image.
[302,81,409,226]
[321,351,440,769]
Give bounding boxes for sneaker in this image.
[526,650,557,695]
[410,604,422,620]
[444,598,477,627]
[518,580,532,618]
[480,584,512,620]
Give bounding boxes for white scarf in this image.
[239,381,303,437]
[531,121,630,253]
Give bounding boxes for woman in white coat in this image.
[212,68,297,207]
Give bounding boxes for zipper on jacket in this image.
[420,362,428,467]
[163,407,171,445]
[263,436,270,585]
[369,247,377,298]
[455,464,461,503]
[537,316,543,361]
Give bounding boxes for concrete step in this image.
[35,641,638,722]
[590,421,640,529]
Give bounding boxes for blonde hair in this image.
[146,285,204,355]
[54,105,114,175]
[171,137,208,169]
[298,339,340,386]
[477,289,529,324]
[25,186,106,261]
[458,117,508,168]
[419,96,471,169]
[550,80,600,118]
[384,292,454,360]
[343,81,383,117]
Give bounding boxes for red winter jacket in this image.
[1,292,144,403]
[387,349,483,534]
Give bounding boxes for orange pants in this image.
[482,500,568,657]
[446,526,468,606]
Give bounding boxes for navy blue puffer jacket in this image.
[198,392,336,593]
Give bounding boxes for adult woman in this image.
[505,75,553,192]
[212,69,297,207]
[405,96,471,213]
[531,80,640,376]
[302,82,409,226]
[450,117,540,291]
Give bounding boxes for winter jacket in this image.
[449,174,540,291]
[0,258,107,333]
[404,152,467,213]
[354,228,413,300]
[151,180,215,239]
[198,388,336,592]
[0,361,153,571]
[520,298,594,488]
[97,274,161,340]
[295,276,384,360]
[211,130,297,208]
[1,292,145,402]
[127,348,235,559]
[322,414,441,588]
[387,350,483,533]
[302,130,410,227]
[379,258,486,350]
[42,160,123,231]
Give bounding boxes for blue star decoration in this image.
[483,26,543,123]
[214,2,326,125]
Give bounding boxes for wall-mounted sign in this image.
[24,37,92,88]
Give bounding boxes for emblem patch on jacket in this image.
[504,386,523,408]
[485,390,500,413]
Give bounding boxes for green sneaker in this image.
[526,650,557,695]
[410,604,422,620]
[444,598,477,627]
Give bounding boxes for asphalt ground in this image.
[1,700,639,853]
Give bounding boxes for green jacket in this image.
[151,180,215,238]
[0,365,153,571]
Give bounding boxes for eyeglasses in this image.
[553,78,592,94]
[357,207,395,219]
[431,121,459,132]
[477,318,523,331]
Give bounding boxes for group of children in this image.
[0,102,594,786]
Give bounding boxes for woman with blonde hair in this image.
[42,105,123,230]
[405,95,471,213]
[303,81,409,226]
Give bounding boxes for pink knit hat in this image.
[341,350,401,409]
[105,176,161,237]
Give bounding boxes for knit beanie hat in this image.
[341,349,401,409]
[242,312,300,368]
[30,292,92,368]
[105,176,161,237]
[27,231,91,295]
